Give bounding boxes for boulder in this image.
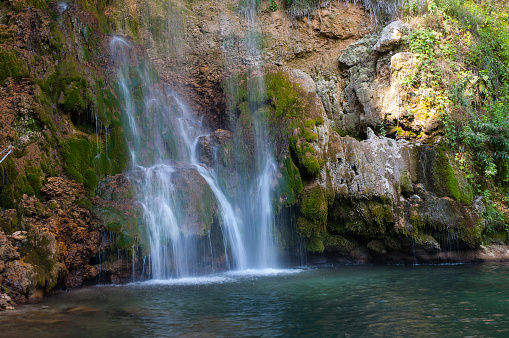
[373,21,406,52]
[338,36,377,69]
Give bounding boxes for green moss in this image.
[25,167,43,199]
[0,158,17,208]
[297,216,322,238]
[94,206,144,250]
[61,137,98,194]
[305,234,324,253]
[0,49,29,84]
[94,153,112,178]
[278,155,303,206]
[300,185,328,225]
[265,72,304,118]
[435,147,473,205]
[321,232,356,253]
[400,170,413,196]
[83,168,97,192]
[62,84,87,114]
[460,219,485,248]
[303,129,318,142]
[304,119,316,129]
[408,206,424,229]
[302,153,320,177]
[333,198,392,238]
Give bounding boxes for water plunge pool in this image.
[2,263,509,337]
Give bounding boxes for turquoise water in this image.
[1,263,509,337]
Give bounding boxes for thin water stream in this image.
[2,264,509,337]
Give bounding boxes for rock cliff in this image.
[1,0,508,307]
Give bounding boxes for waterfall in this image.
[220,0,279,269]
[109,23,279,278]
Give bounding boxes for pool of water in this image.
[1,263,509,337]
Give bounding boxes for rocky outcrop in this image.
[0,178,111,305]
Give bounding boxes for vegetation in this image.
[398,0,509,237]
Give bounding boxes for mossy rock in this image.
[61,137,98,194]
[435,147,473,205]
[0,48,29,84]
[19,230,59,291]
[400,170,413,196]
[321,232,356,254]
[277,155,303,206]
[305,234,324,253]
[300,184,328,225]
[296,216,323,238]
[367,240,387,254]
[410,194,483,249]
[301,153,321,177]
[94,206,144,250]
[420,146,473,205]
[329,198,393,238]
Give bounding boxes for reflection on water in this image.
[1,264,509,337]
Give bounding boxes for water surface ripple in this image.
[1,264,509,337]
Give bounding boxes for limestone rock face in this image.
[338,22,442,140]
[326,134,416,200]
[315,77,342,125]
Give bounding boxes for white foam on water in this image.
[132,275,234,286]
[225,268,304,277]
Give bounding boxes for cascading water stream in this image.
[109,0,279,280]
[109,35,278,279]
[221,0,279,269]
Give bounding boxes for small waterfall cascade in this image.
[219,0,279,269]
[109,23,279,278]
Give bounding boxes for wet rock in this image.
[0,293,15,311]
[367,240,387,255]
[197,136,213,167]
[3,261,36,299]
[417,235,441,253]
[97,174,135,201]
[197,129,233,168]
[171,166,218,235]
